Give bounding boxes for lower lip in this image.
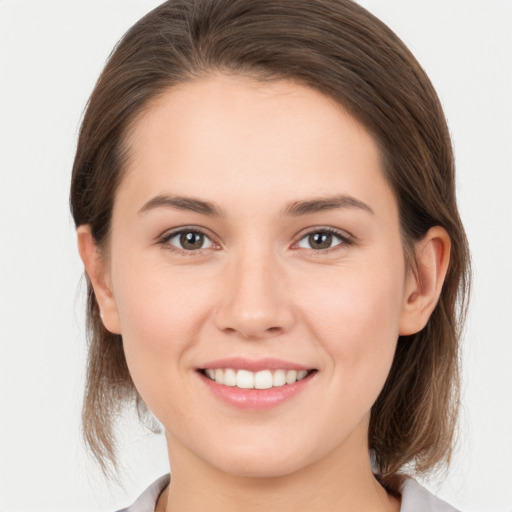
[198,372,315,410]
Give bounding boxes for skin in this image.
[78,74,450,512]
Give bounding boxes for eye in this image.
[296,229,349,250]
[164,230,214,251]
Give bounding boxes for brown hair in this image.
[70,0,470,487]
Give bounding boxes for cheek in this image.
[299,256,405,393]
[111,262,215,402]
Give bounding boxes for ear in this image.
[76,226,122,334]
[399,226,451,336]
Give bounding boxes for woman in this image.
[71,0,470,510]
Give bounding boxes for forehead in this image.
[118,74,394,215]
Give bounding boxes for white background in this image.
[0,1,511,511]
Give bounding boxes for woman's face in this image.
[102,75,415,477]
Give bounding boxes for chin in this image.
[200,439,316,479]
[218,457,305,479]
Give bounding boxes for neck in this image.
[160,434,400,512]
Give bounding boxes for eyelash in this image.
[157,227,219,256]
[157,226,354,255]
[294,227,354,253]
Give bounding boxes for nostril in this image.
[220,325,283,339]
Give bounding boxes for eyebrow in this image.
[138,193,373,217]
[138,195,223,216]
[284,195,374,216]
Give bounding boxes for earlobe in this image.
[76,226,122,334]
[399,226,451,336]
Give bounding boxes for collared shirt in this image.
[116,474,460,512]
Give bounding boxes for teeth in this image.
[237,369,254,389]
[273,369,286,387]
[215,369,224,385]
[203,368,311,389]
[285,370,297,384]
[254,370,272,389]
[297,370,308,381]
[224,368,237,387]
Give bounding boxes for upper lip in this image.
[199,357,313,372]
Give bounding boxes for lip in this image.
[200,357,312,372]
[197,358,317,410]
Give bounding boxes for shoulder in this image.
[115,474,170,512]
[400,478,460,512]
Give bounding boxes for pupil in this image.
[181,232,203,250]
[310,232,332,249]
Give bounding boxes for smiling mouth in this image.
[199,368,317,389]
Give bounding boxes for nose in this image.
[214,249,295,340]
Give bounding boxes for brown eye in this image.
[297,230,346,250]
[166,230,213,251]
[309,232,333,249]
